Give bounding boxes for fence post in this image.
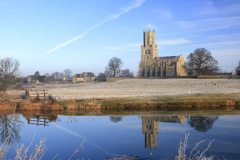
[44,89,46,98]
[28,90,30,97]
[37,90,39,99]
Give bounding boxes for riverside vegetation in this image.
[0,92,240,111]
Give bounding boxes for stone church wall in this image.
[139,29,188,77]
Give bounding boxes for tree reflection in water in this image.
[109,116,122,123]
[187,116,218,132]
[0,114,23,144]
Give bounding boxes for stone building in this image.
[139,29,188,77]
[72,72,96,83]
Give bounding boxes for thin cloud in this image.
[197,0,240,15]
[44,0,146,56]
[157,9,173,20]
[198,41,240,47]
[177,16,240,32]
[156,38,191,46]
[205,33,240,39]
[211,49,240,57]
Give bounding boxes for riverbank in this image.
[57,92,240,111]
[0,92,240,111]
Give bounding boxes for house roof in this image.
[83,72,96,77]
[215,72,233,76]
[75,74,82,78]
[155,55,180,59]
[27,75,38,80]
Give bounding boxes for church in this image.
[139,29,188,77]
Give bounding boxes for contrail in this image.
[51,123,119,157]
[43,0,146,56]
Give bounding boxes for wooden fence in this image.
[25,89,48,98]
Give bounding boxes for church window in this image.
[145,50,147,54]
[148,49,150,54]
[147,56,149,59]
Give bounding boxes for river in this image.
[0,110,240,159]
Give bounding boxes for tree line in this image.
[0,48,240,92]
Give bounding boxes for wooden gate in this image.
[25,89,48,98]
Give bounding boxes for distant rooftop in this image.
[83,72,96,77]
[155,55,180,59]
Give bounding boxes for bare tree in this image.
[120,69,134,77]
[63,69,72,78]
[110,116,123,123]
[186,48,219,75]
[0,114,23,144]
[105,57,123,77]
[0,57,20,92]
[52,72,62,78]
[44,73,54,82]
[187,116,218,132]
[44,73,50,77]
[235,61,240,75]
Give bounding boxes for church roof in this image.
[155,55,180,59]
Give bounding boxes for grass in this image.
[1,92,240,111]
[0,135,47,160]
[62,93,240,110]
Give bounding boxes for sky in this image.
[0,0,240,76]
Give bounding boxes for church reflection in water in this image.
[141,116,185,149]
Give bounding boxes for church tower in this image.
[141,29,158,64]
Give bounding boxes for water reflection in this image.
[110,116,123,123]
[24,115,58,127]
[187,116,218,132]
[0,114,23,144]
[141,116,185,149]
[1,110,238,159]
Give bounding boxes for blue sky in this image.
[0,0,240,76]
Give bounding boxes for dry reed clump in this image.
[58,99,101,111]
[42,99,63,111]
[0,93,19,110]
[0,93,20,101]
[17,99,42,111]
[66,105,79,110]
[0,102,16,111]
[17,97,63,111]
[174,133,214,160]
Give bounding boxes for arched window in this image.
[148,49,150,54]
[145,50,147,54]
[147,56,149,59]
